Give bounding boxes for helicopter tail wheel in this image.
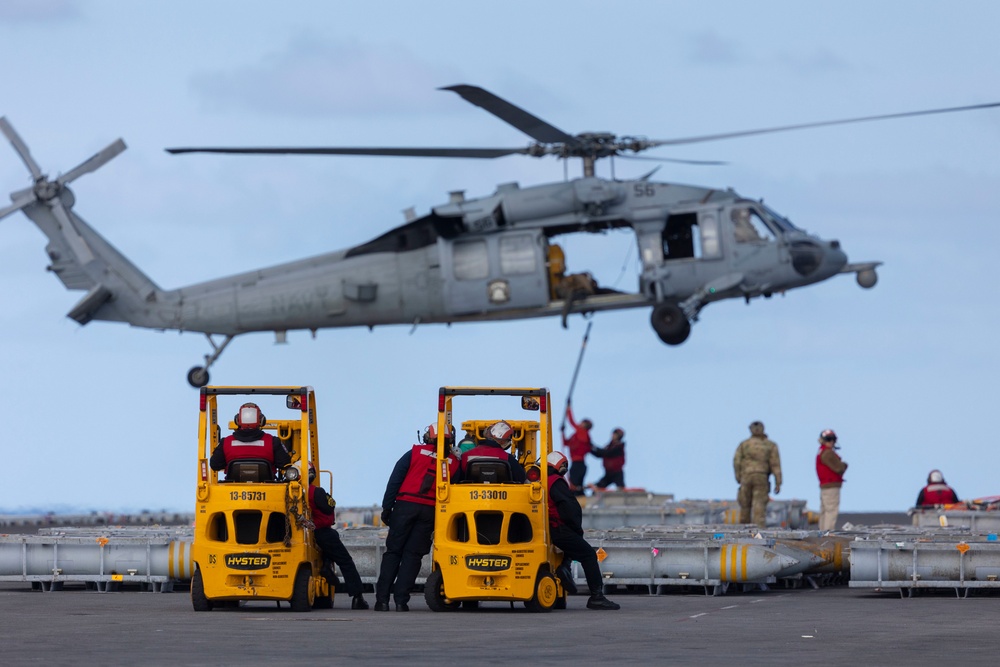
[650,303,691,346]
[187,366,209,388]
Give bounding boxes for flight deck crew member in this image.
[460,420,526,482]
[306,463,369,610]
[457,430,478,455]
[210,402,291,480]
[591,428,626,489]
[916,470,960,507]
[562,403,593,495]
[375,424,460,612]
[816,429,848,531]
[546,451,620,610]
[733,421,782,528]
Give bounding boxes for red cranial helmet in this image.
[486,420,514,449]
[547,451,569,475]
[235,402,266,430]
[423,423,455,445]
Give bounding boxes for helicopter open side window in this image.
[499,234,536,276]
[663,213,697,260]
[663,212,722,261]
[453,240,489,280]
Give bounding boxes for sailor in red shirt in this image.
[562,402,593,496]
[546,451,619,610]
[209,402,291,480]
[916,470,960,507]
[815,429,848,531]
[374,424,460,611]
[306,463,369,610]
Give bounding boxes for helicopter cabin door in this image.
[655,209,726,296]
[441,231,549,316]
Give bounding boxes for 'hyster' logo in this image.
[225,553,271,570]
[465,555,511,571]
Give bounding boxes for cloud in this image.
[189,34,461,117]
[0,0,80,22]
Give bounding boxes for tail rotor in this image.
[1,117,126,264]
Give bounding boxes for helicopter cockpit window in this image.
[759,204,801,233]
[453,240,489,280]
[731,207,774,243]
[499,235,536,276]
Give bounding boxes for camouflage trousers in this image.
[737,473,771,528]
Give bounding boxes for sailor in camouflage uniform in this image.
[733,421,782,528]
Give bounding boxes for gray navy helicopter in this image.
[3,86,998,386]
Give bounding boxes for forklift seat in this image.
[465,457,512,484]
[226,459,274,483]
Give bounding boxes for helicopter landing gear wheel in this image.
[187,334,235,387]
[650,303,691,345]
[187,366,209,388]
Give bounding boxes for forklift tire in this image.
[312,591,333,609]
[650,303,691,345]
[290,566,314,612]
[424,569,459,612]
[191,567,214,612]
[524,572,557,613]
[554,594,567,610]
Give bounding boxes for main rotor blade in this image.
[0,117,43,180]
[0,192,35,221]
[441,84,577,145]
[166,146,530,158]
[57,138,127,186]
[618,154,727,166]
[646,101,1000,147]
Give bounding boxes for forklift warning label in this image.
[465,555,512,571]
[225,553,272,570]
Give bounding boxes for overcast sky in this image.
[2,1,998,514]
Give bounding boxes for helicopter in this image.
[3,86,998,387]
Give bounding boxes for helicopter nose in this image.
[789,239,847,277]
[824,241,848,272]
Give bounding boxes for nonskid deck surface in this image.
[0,581,992,665]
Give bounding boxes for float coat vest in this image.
[816,446,845,486]
[222,433,277,468]
[547,473,566,528]
[307,485,335,530]
[398,444,458,507]
[922,484,958,505]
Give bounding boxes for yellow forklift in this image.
[190,386,333,611]
[424,386,567,612]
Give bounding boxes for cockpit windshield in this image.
[758,204,801,233]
